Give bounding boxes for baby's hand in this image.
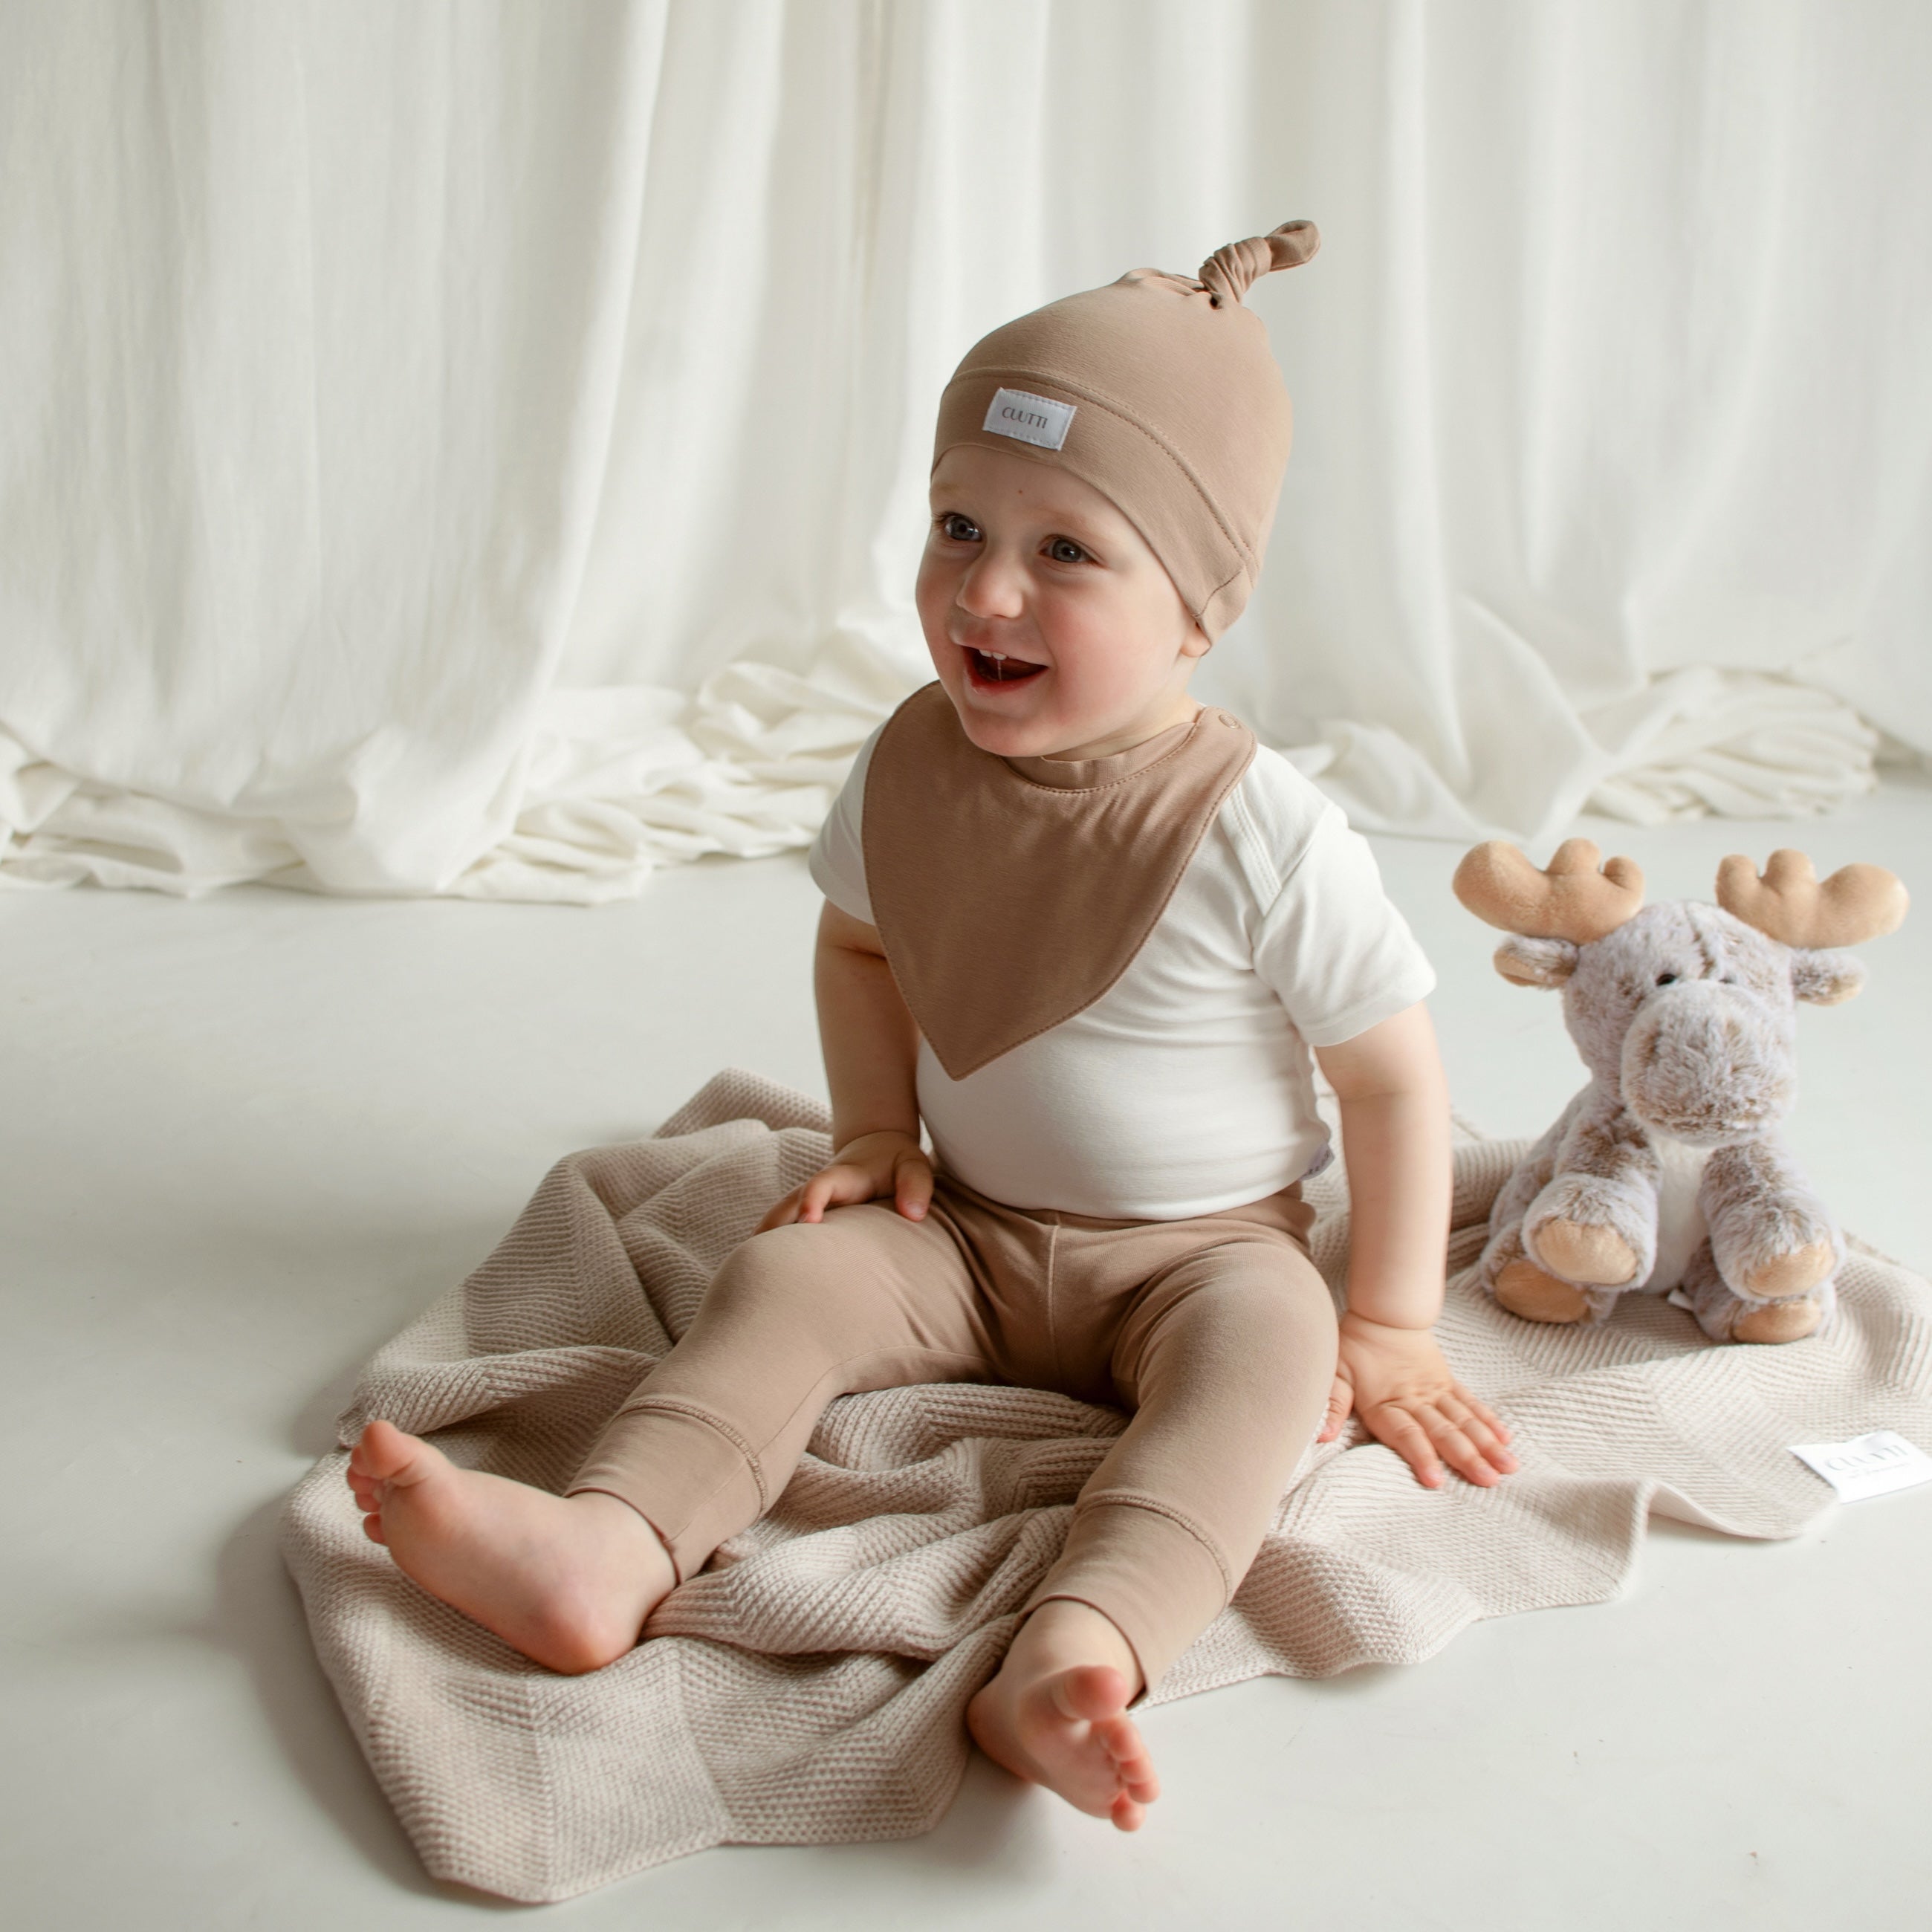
[756,1129,934,1232]
[1319,1312,1517,1489]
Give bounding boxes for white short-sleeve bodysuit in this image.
[809,718,1435,1222]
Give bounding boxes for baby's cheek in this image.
[1033,597,1117,677]
[1054,627,1153,706]
[913,552,952,629]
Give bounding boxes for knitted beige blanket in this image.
[281,1069,1932,1903]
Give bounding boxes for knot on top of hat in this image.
[1197,219,1320,308]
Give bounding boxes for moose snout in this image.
[1619,981,1794,1145]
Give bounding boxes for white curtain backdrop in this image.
[1,0,1926,901]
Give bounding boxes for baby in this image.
[348,219,1516,1832]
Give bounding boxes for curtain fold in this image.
[1,0,1924,901]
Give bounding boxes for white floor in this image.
[6,779,1931,1931]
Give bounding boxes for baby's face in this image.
[916,445,1209,761]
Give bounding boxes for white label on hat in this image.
[1789,1430,1932,1502]
[983,387,1076,451]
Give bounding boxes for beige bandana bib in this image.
[861,683,1257,1079]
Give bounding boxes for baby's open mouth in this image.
[964,646,1046,687]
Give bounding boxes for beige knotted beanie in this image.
[931,220,1319,641]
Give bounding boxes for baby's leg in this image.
[967,1232,1335,1826]
[568,1205,988,1574]
[351,1198,985,1671]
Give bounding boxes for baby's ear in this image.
[1791,947,1866,1006]
[1493,936,1579,988]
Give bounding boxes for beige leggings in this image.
[569,1173,1338,1689]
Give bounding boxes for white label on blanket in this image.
[1789,1430,1932,1503]
[982,387,1076,450]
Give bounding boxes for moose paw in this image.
[1731,1296,1826,1344]
[1494,1260,1594,1324]
[1734,1239,1835,1302]
[1529,1217,1640,1288]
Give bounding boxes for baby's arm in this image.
[1315,1002,1517,1488]
[758,901,934,1230]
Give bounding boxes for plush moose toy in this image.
[1453,841,1908,1343]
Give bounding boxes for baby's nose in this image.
[959,550,1028,620]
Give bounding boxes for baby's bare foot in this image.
[346,1419,674,1674]
[966,1600,1160,1831]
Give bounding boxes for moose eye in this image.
[1655,973,1678,986]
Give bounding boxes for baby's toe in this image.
[1055,1664,1130,1724]
[353,1418,424,1484]
[1095,1714,1158,1803]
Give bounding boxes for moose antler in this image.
[1453,839,1646,943]
[1716,851,1908,949]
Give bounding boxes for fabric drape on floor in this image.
[3,1,1927,901]
[283,1069,1932,1899]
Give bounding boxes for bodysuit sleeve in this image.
[805,722,884,924]
[1247,787,1436,1048]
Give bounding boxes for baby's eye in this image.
[937,513,981,543]
[1046,537,1089,565]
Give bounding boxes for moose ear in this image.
[1494,936,1579,988]
[1791,948,1866,1007]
